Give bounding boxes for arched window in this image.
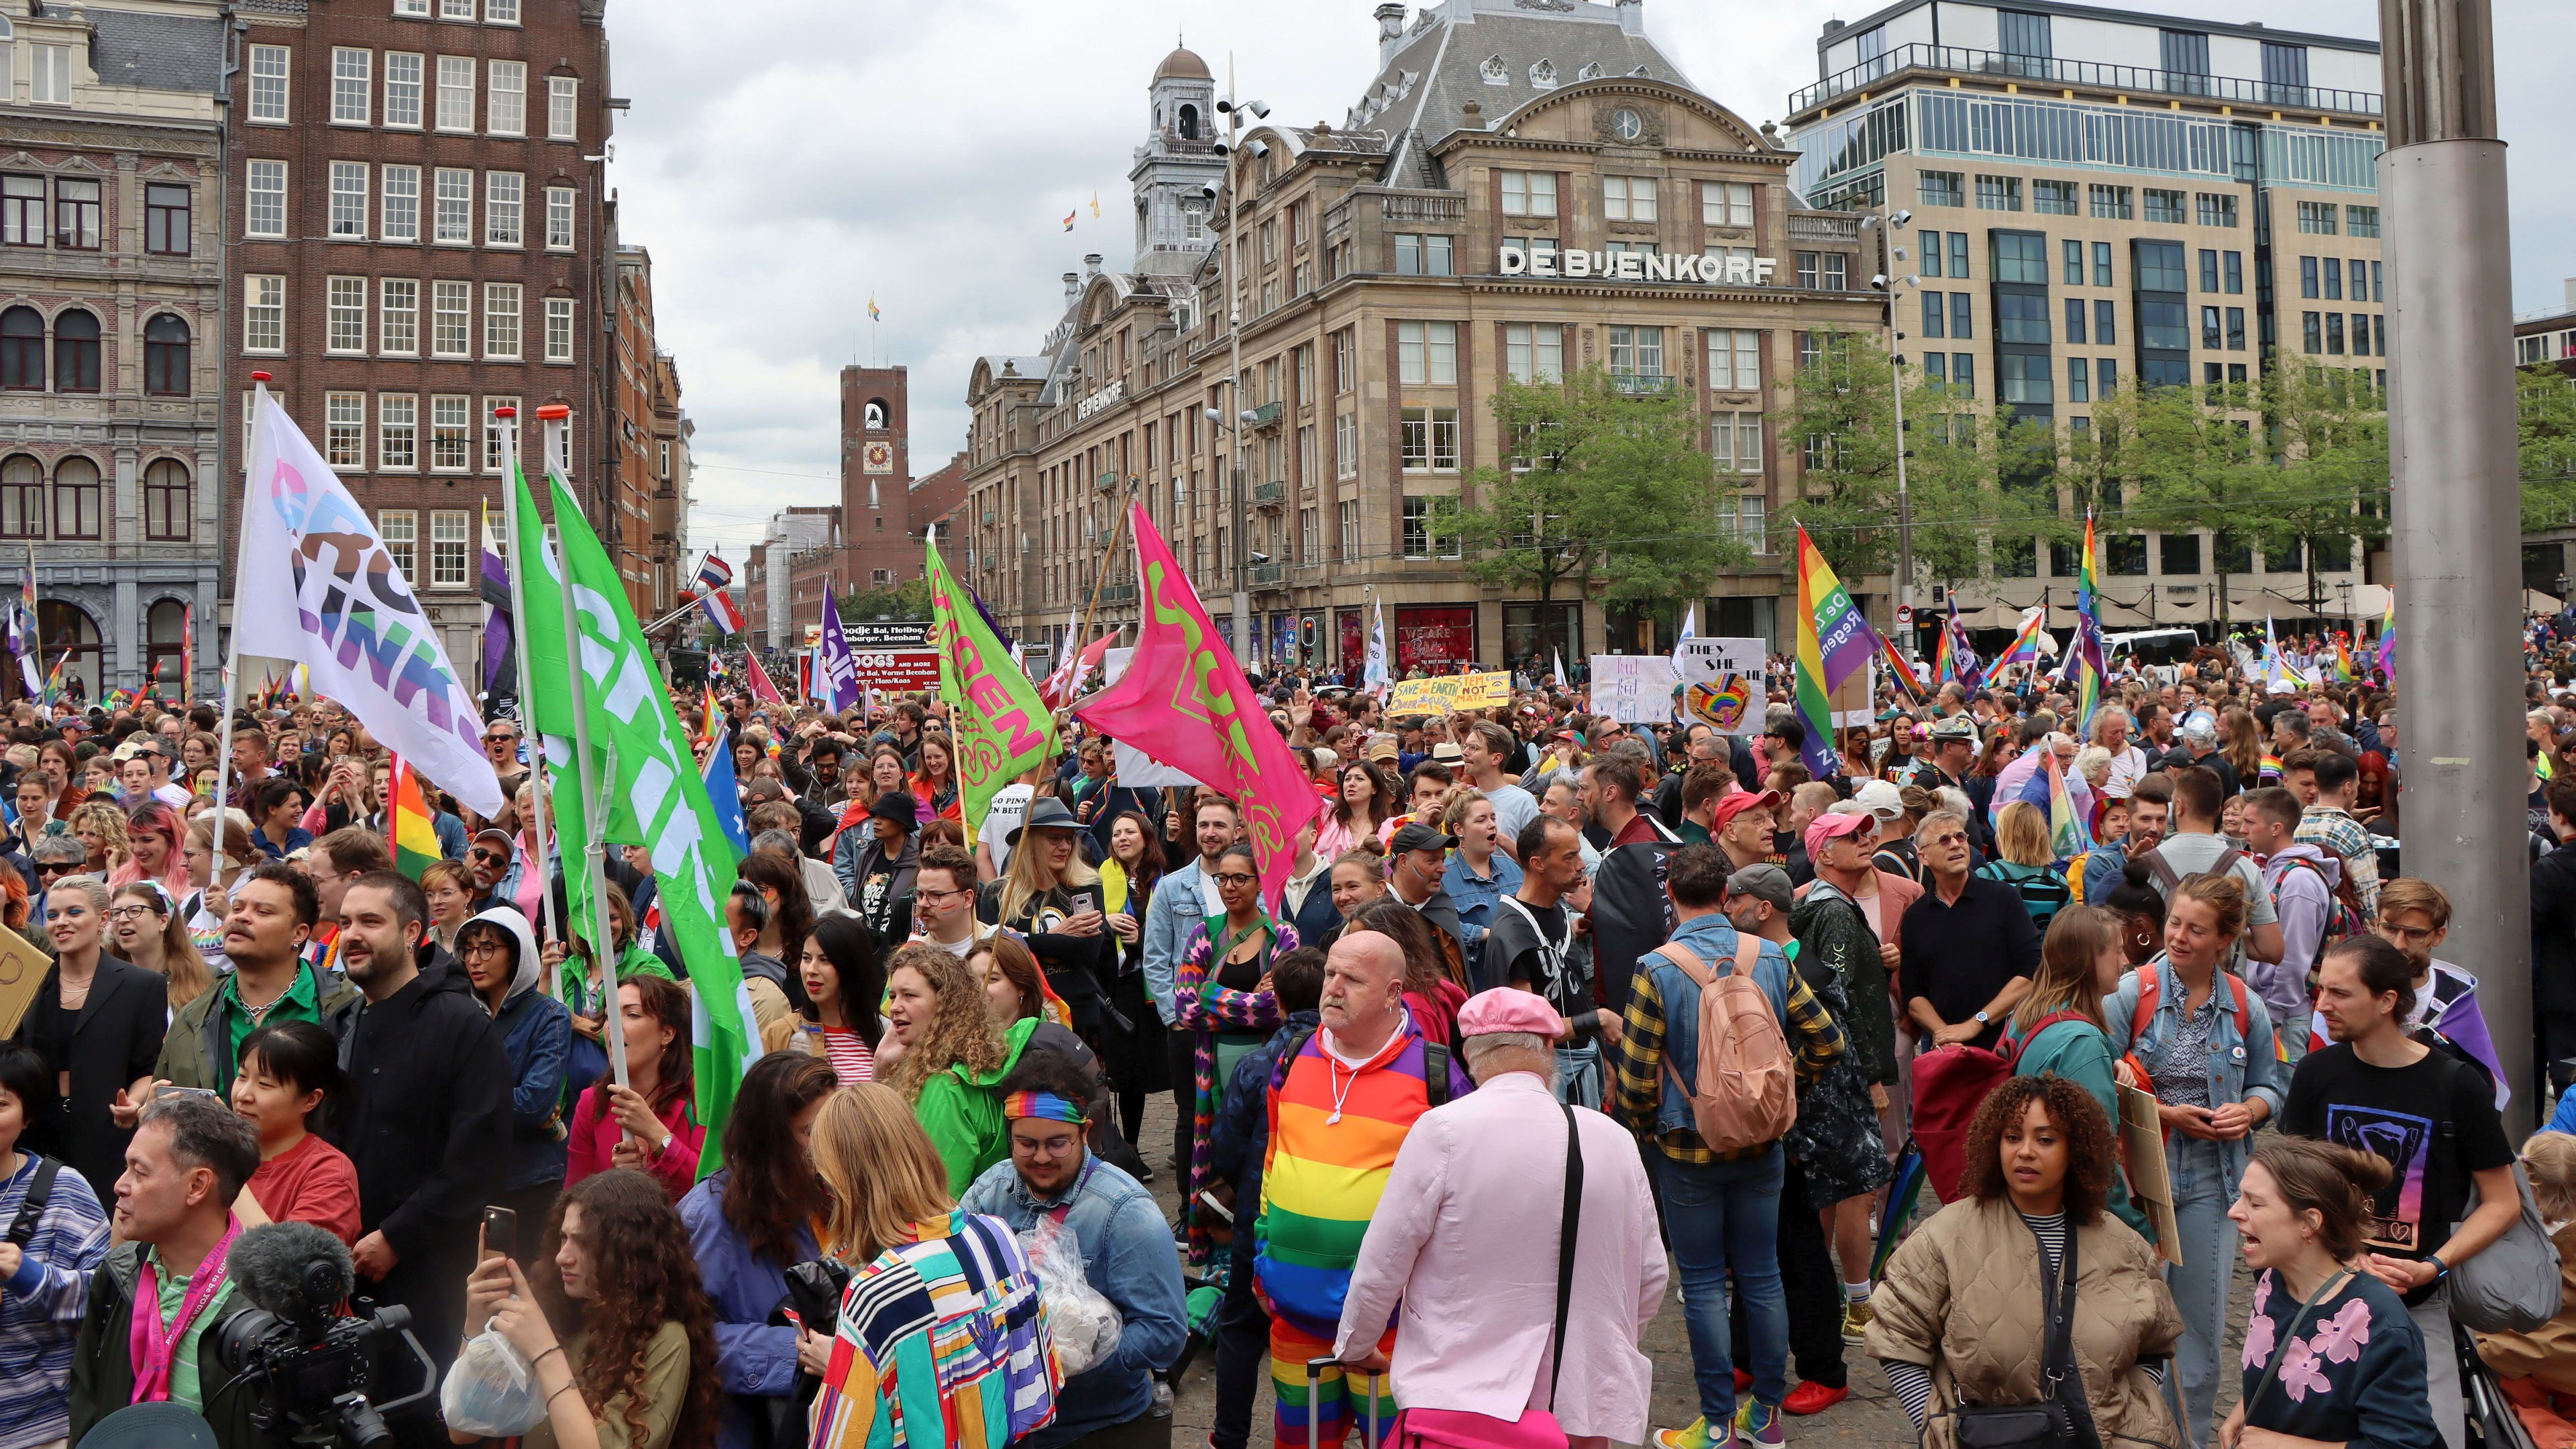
[0,308,40,392]
[0,455,37,538]
[1179,103,1200,140]
[146,599,187,690]
[144,458,189,541]
[863,400,887,430]
[32,600,97,705]
[52,455,99,539]
[144,314,189,397]
[52,309,98,394]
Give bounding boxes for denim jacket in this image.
[1140,861,1206,1025]
[959,1155,1189,1448]
[1442,851,1523,957]
[2104,958,2283,1183]
[1636,914,1806,1143]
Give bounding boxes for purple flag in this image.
[478,548,515,698]
[814,587,861,712]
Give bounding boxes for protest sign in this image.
[1590,655,1676,724]
[1674,637,1768,734]
[1385,672,1511,716]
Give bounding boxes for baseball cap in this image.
[1804,808,1874,863]
[1709,788,1782,831]
[1849,778,1905,821]
[1455,987,1568,1040]
[1389,821,1456,855]
[2179,715,2219,747]
[1725,863,1794,912]
[1364,733,1399,763]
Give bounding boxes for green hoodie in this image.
[916,1016,1042,1193]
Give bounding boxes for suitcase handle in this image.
[1303,1355,1387,1449]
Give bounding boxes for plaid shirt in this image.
[1613,941,1845,1164]
[2294,804,2380,919]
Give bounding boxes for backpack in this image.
[2120,967,2254,1097]
[1654,935,1795,1155]
[2273,855,2367,976]
[2143,843,2247,902]
[1979,860,2073,930]
[1911,1010,2094,1203]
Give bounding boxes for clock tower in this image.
[1129,44,1224,278]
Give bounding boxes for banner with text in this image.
[1590,655,1677,724]
[1385,671,1511,716]
[1674,637,1769,735]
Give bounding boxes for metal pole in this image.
[1228,55,1252,669]
[496,407,561,958]
[2381,0,2531,1130]
[209,374,271,875]
[1875,200,1919,659]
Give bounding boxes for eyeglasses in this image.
[106,905,157,922]
[1210,871,1258,886]
[1009,1132,1083,1159]
[2377,919,2438,945]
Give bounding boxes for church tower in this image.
[1128,44,1223,277]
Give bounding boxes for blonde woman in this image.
[975,798,1111,1036]
[64,801,127,879]
[1974,800,2074,931]
[797,1083,1060,1446]
[107,882,213,1014]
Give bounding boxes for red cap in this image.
[1709,788,1783,830]
[249,372,272,383]
[492,405,517,419]
[535,404,572,420]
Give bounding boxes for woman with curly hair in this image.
[678,1052,839,1449]
[880,943,1037,1193]
[1867,1075,2183,1449]
[457,1167,719,1449]
[64,800,127,878]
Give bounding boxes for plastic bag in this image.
[1018,1218,1122,1377]
[441,1329,550,1438]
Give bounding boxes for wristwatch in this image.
[1973,1010,1991,1025]
[2425,1254,2450,1282]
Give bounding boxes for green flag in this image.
[927,539,1057,835]
[512,465,751,1179]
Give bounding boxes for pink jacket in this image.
[1331,1070,1665,1442]
[565,1085,704,1201]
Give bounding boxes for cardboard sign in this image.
[1589,655,1677,724]
[1674,637,1768,734]
[0,929,48,1040]
[2119,1083,2182,1267]
[1385,672,1511,717]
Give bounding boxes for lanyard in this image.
[129,1217,241,1405]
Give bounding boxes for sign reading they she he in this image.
[1499,246,1780,286]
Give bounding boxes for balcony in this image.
[1095,527,1116,547]
[981,510,996,525]
[1788,213,1861,241]
[1381,191,1469,227]
[1095,471,1120,493]
[1610,372,1676,395]
[1786,42,2383,119]
[1100,582,1138,606]
[1252,480,1287,510]
[1243,400,1284,429]
[1249,561,1285,587]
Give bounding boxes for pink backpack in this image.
[1657,936,1797,1155]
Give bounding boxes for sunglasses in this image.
[36,862,74,877]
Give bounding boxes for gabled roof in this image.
[89,7,225,95]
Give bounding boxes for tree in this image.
[838,578,931,621]
[1439,364,1746,612]
[1772,332,2057,590]
[2519,368,2576,535]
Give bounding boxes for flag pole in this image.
[208,375,270,875]
[1066,482,1133,704]
[537,404,625,1087]
[495,407,563,977]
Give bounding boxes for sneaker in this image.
[1737,1401,1786,1448]
[1655,1417,1732,1449]
[1841,1298,1874,1344]
[1782,1382,1849,1417]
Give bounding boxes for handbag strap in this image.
[2245,1271,2353,1419]
[1547,1102,1586,1409]
[2033,1217,2081,1391]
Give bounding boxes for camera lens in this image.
[339,1398,395,1449]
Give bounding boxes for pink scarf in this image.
[128,1217,241,1405]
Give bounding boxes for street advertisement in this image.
[1385,672,1512,716]
[847,650,941,692]
[1674,637,1768,734]
[1590,655,1677,724]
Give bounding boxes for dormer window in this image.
[1481,55,1508,86]
[1529,59,1558,91]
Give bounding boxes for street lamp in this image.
[1860,203,1919,656]
[1210,75,1269,666]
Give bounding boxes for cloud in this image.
[604,0,2576,556]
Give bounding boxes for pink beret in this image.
[1454,988,1567,1041]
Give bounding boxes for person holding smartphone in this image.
[977,798,1111,1037]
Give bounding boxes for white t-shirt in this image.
[981,784,1036,873]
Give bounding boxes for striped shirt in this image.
[814,1024,874,1085]
[810,1210,1060,1449]
[0,1154,109,1449]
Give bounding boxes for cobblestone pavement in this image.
[1134,1094,2251,1449]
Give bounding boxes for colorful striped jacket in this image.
[808,1210,1061,1449]
[1252,1014,1473,1343]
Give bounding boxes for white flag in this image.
[235,392,506,816]
[1670,602,1697,674]
[1364,600,1390,696]
[1552,647,1568,691]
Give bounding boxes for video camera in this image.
[210,1224,436,1448]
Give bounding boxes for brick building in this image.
[777,364,966,644]
[0,0,227,700]
[227,0,613,682]
[612,243,686,618]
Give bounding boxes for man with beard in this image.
[331,870,509,1390]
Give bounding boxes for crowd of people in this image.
[0,621,2571,1449]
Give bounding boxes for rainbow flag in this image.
[2042,742,2094,859]
[1996,606,2050,669]
[2376,591,2396,684]
[2069,513,2106,731]
[702,681,721,744]
[1794,524,1884,779]
[2331,635,2357,682]
[1877,631,1929,705]
[388,755,441,879]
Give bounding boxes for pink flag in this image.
[743,652,785,706]
[1075,504,1320,906]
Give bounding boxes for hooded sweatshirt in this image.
[914,1015,1044,1195]
[466,905,574,1192]
[2258,841,2340,1024]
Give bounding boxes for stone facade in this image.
[0,0,227,701]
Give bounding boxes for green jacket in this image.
[2008,1015,2153,1238]
[916,1016,1042,1194]
[155,966,362,1093]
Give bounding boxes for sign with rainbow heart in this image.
[1675,637,1769,735]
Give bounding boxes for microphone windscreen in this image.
[227,1221,354,1324]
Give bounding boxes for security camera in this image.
[1199,183,1220,201]
[1250,551,1271,564]
[1211,141,1229,157]
[1904,275,1919,288]
[1239,409,1262,425]
[1872,273,1889,290]
[1245,100,1271,119]
[1216,97,1238,113]
[1892,246,1907,261]
[1892,208,1913,227]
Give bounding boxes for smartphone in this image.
[1068,889,1098,918]
[481,1205,517,1263]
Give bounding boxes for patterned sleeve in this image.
[1182,925,1287,1032]
[1174,927,1214,1030]
[1611,963,1668,1134]
[7,1172,107,1327]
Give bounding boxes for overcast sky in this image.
[602,0,2576,563]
